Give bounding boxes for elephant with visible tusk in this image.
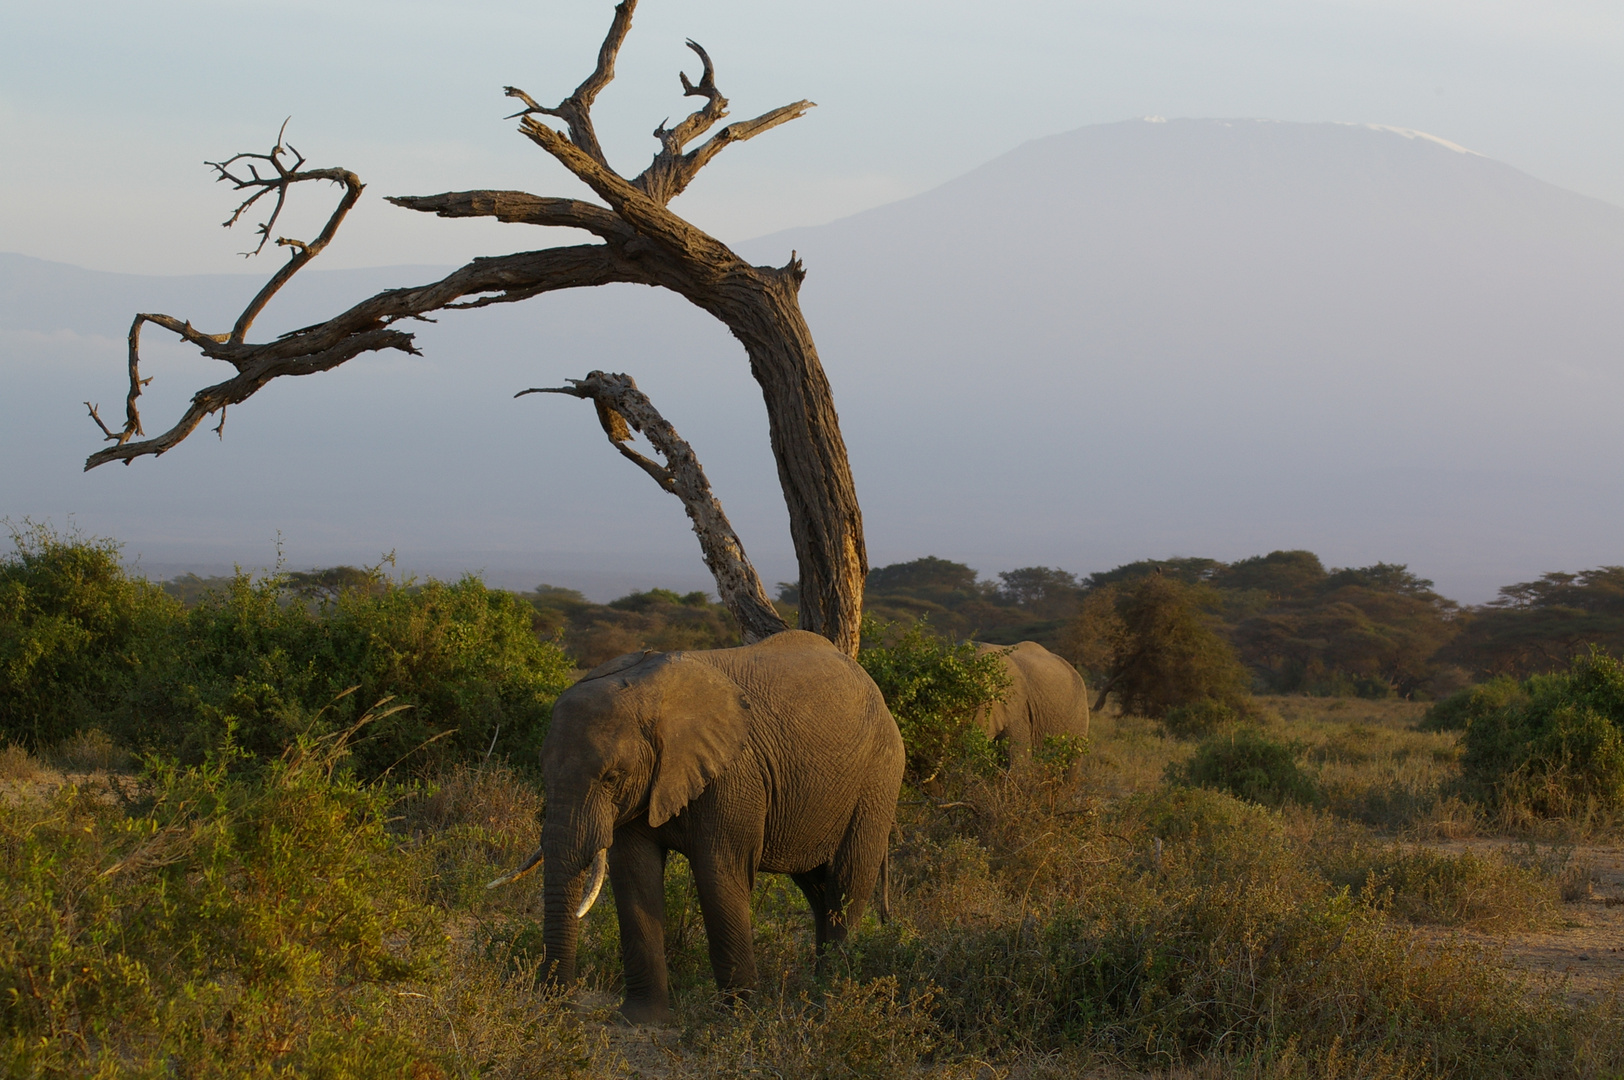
[493,629,905,1025]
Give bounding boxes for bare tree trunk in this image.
[82,0,868,655]
[520,371,788,644]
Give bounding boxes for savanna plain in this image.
[6,526,1624,1079]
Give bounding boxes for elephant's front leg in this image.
[690,851,760,996]
[608,828,671,1024]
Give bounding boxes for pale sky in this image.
[3,1,1623,276]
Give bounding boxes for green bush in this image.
[0,738,598,1077]
[1170,728,1319,808]
[0,522,181,749]
[1161,695,1242,739]
[1066,573,1252,719]
[168,569,575,777]
[857,618,1010,782]
[0,526,574,777]
[1460,650,1624,818]
[1420,674,1527,732]
[0,738,436,1072]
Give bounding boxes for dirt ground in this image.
[1415,838,1624,1004]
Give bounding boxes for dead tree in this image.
[83,0,867,655]
[519,371,788,643]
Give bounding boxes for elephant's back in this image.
[697,631,902,870]
[1012,642,1090,739]
[702,632,888,722]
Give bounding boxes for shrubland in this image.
[1454,650,1624,826]
[10,527,1624,1076]
[0,523,573,777]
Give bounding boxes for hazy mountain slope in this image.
[5,119,1622,600]
[743,119,1624,599]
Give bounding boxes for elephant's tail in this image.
[878,849,890,926]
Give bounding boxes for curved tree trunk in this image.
[704,268,866,655]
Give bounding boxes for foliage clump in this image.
[0,522,181,750]
[1169,728,1320,808]
[521,583,742,668]
[1161,695,1245,739]
[1067,571,1252,718]
[0,525,573,777]
[1420,673,1528,732]
[856,618,1009,782]
[0,736,600,1077]
[1460,649,1624,819]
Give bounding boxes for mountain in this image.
[744,119,1624,600]
[4,118,1623,600]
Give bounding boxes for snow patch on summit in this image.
[1348,123,1483,157]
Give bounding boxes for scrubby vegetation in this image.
[0,738,598,1078]
[12,527,1624,1077]
[855,618,1009,782]
[1458,650,1624,824]
[12,695,1622,1078]
[1,523,574,777]
[1170,727,1320,808]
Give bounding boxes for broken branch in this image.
[518,371,788,643]
[503,0,637,172]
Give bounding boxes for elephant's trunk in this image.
[539,808,612,988]
[542,854,589,987]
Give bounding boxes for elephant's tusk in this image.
[575,848,608,918]
[486,845,545,890]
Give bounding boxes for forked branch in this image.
[502,0,635,171]
[208,123,365,343]
[85,126,367,461]
[502,0,813,209]
[518,371,789,643]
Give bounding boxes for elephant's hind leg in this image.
[791,866,836,951]
[608,829,671,1024]
[823,795,893,946]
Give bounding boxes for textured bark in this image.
[520,371,788,644]
[83,0,866,655]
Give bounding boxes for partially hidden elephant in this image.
[496,630,905,1024]
[973,641,1090,765]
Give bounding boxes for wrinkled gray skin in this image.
[973,641,1090,765]
[535,630,904,1024]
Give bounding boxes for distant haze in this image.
[4,119,1622,603]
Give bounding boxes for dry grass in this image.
[0,743,42,782]
[10,691,1624,1078]
[46,727,131,772]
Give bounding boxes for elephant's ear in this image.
[647,659,752,828]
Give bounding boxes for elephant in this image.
[972,641,1090,766]
[494,630,905,1025]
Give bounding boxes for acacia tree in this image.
[82,0,865,655]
